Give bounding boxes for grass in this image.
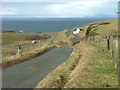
[84,19,118,40]
[2,18,118,88]
[2,32,57,68]
[35,18,118,88]
[2,33,36,45]
[2,40,52,58]
[35,44,80,88]
[2,33,36,58]
[2,32,55,58]
[65,42,118,88]
[2,44,56,69]
[2,30,73,68]
[48,30,72,46]
[35,41,118,88]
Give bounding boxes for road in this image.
[2,47,73,88]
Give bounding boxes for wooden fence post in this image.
[106,36,110,50]
[111,39,114,57]
[115,40,119,72]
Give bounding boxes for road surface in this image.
[2,47,73,88]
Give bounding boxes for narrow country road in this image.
[2,47,73,88]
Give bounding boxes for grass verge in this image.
[2,45,56,69]
[64,42,118,88]
[35,44,80,88]
[35,41,118,88]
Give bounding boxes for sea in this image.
[1,18,109,33]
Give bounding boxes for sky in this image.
[0,0,119,18]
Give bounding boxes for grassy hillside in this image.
[2,33,35,45]
[35,18,118,88]
[2,18,118,88]
[35,41,118,88]
[49,18,118,46]
[84,19,118,40]
[2,32,54,45]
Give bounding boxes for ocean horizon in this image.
[2,18,111,33]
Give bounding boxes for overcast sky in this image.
[0,0,119,18]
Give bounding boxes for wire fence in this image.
[2,36,119,71]
[88,37,119,71]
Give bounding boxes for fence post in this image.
[106,36,110,50]
[18,46,22,55]
[115,40,118,71]
[110,38,114,57]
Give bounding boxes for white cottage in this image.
[73,28,80,35]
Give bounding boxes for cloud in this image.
[1,0,119,2]
[0,11,18,15]
[1,0,118,18]
[1,0,86,2]
[0,7,18,15]
[36,0,103,17]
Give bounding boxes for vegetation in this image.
[2,45,56,69]
[86,19,118,40]
[85,24,99,40]
[35,43,80,88]
[2,32,56,68]
[2,33,35,45]
[2,18,118,88]
[35,18,118,88]
[35,41,118,88]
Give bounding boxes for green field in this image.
[2,32,56,68]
